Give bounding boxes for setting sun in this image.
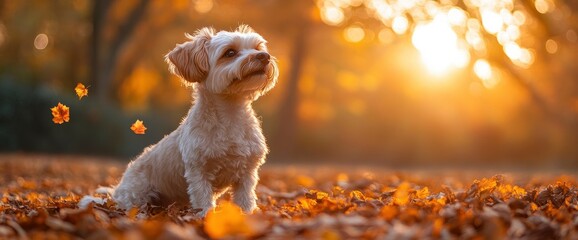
[412,15,469,75]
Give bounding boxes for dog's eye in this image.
[223,49,236,58]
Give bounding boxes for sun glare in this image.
[412,15,468,75]
[317,0,542,79]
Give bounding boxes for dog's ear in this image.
[165,27,214,83]
[236,25,254,34]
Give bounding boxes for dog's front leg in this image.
[232,170,258,214]
[184,166,214,217]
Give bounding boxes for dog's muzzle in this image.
[255,52,270,64]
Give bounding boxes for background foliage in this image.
[1,0,577,167]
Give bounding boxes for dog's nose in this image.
[255,52,270,64]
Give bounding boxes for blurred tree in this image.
[90,0,151,101]
[2,0,578,166]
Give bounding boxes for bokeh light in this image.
[534,0,553,14]
[378,28,395,44]
[473,59,499,88]
[193,0,213,13]
[545,39,558,54]
[391,16,409,35]
[481,10,504,34]
[343,26,365,43]
[34,33,48,50]
[321,6,345,26]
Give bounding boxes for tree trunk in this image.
[92,0,150,102]
[89,0,111,97]
[272,20,310,158]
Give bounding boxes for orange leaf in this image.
[130,120,147,134]
[50,102,70,124]
[306,190,328,200]
[296,175,315,188]
[349,190,366,201]
[393,182,411,206]
[380,205,398,220]
[204,201,254,239]
[74,83,88,100]
[416,187,430,199]
[127,207,139,220]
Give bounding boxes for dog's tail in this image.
[78,186,115,209]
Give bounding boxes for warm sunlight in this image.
[5,0,578,238]
[412,14,469,75]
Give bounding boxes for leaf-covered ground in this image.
[1,154,577,239]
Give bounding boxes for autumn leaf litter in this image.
[1,155,578,239]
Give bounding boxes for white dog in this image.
[79,25,278,217]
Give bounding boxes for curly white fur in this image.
[79,25,278,217]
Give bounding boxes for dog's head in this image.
[166,25,278,99]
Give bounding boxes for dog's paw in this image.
[78,196,107,209]
[196,208,210,218]
[237,199,257,214]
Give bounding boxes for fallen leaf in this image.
[380,205,398,220]
[306,190,329,201]
[394,182,411,206]
[46,217,75,232]
[74,83,88,100]
[297,175,315,188]
[50,102,70,124]
[322,229,341,240]
[204,201,254,239]
[416,187,430,199]
[130,120,147,134]
[349,190,366,201]
[127,207,139,220]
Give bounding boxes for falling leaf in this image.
[130,120,147,134]
[204,201,254,239]
[50,102,70,124]
[74,83,88,100]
